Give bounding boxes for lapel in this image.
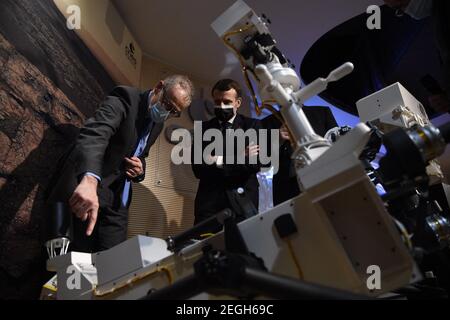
[125,89,151,157]
[211,113,243,131]
[232,114,244,130]
[210,117,221,130]
[147,122,163,147]
[136,89,152,134]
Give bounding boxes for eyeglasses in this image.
[161,89,182,118]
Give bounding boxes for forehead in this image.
[212,88,238,101]
[166,84,190,108]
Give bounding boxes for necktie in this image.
[221,121,233,132]
[221,122,233,164]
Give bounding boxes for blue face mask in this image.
[149,92,170,123]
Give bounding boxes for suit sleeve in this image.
[191,125,223,180]
[222,119,262,177]
[74,87,130,179]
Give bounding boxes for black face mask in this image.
[215,108,235,122]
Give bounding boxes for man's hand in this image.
[280,125,291,142]
[205,155,219,165]
[69,175,99,236]
[245,144,260,157]
[125,157,144,179]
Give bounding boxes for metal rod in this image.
[243,267,371,300]
[140,274,204,300]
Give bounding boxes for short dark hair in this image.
[211,79,242,99]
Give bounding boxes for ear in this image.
[235,97,242,109]
[149,81,164,105]
[154,80,164,93]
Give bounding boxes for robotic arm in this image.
[43,1,450,300]
[212,0,354,173]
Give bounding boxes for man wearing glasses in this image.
[46,75,194,252]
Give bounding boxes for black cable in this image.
[139,274,205,300]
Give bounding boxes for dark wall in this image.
[0,0,116,299]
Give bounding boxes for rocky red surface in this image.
[0,0,115,300]
[0,33,85,298]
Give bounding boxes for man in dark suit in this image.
[385,0,450,114]
[46,75,194,252]
[192,79,262,224]
[262,106,338,205]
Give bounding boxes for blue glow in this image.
[303,96,360,127]
[431,113,450,127]
[376,184,387,196]
[251,94,361,128]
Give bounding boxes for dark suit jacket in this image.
[261,106,338,205]
[46,86,163,209]
[192,114,262,223]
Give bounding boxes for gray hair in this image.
[163,75,195,106]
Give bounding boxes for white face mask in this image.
[404,0,433,20]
